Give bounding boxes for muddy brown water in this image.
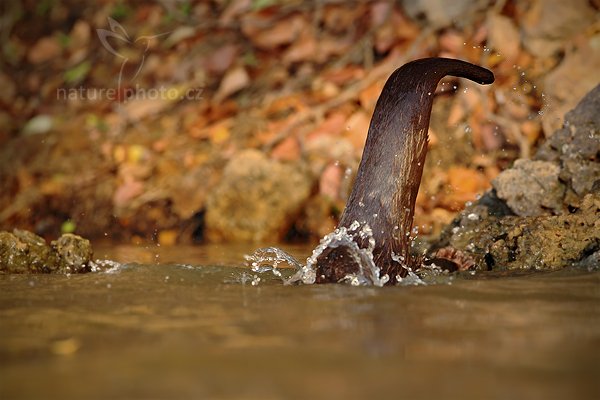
[0,244,598,400]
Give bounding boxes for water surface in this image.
[1,244,598,399]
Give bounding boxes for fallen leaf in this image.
[306,112,347,142]
[322,66,365,86]
[359,80,385,111]
[64,61,91,84]
[283,31,317,64]
[271,136,301,161]
[478,123,503,151]
[69,20,91,49]
[28,36,61,64]
[221,0,252,24]
[438,30,465,55]
[241,13,306,49]
[214,66,250,103]
[164,26,197,48]
[320,163,343,199]
[487,14,520,63]
[443,166,490,210]
[22,115,53,135]
[113,179,144,208]
[204,44,238,74]
[344,110,370,151]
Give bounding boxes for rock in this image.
[433,193,600,271]
[0,229,57,273]
[205,150,313,242]
[492,159,564,216]
[430,84,600,271]
[536,84,600,202]
[51,233,93,273]
[0,230,93,274]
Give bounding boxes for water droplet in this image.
[467,213,479,221]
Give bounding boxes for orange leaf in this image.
[271,136,301,161]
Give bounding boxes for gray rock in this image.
[205,150,313,242]
[430,84,600,271]
[536,84,600,201]
[492,159,565,216]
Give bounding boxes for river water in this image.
[0,244,598,399]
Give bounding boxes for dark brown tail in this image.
[317,58,494,284]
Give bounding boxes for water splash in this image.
[245,221,395,287]
[89,259,123,274]
[244,247,302,285]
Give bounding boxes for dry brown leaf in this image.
[359,80,385,111]
[69,20,91,49]
[214,66,250,103]
[479,123,504,152]
[443,166,490,210]
[322,66,365,86]
[439,30,465,55]
[204,44,238,74]
[221,0,252,24]
[306,112,347,142]
[113,179,144,208]
[271,136,301,162]
[241,14,307,49]
[283,31,317,64]
[344,110,370,151]
[263,94,307,117]
[28,36,61,64]
[123,97,170,122]
[487,14,520,63]
[322,4,366,33]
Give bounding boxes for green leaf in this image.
[64,61,91,84]
[61,220,76,234]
